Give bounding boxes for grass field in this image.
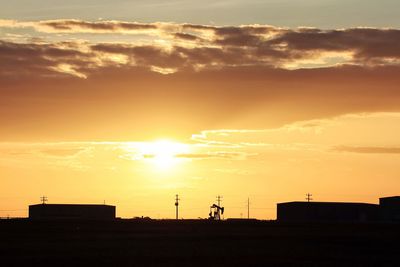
[0,219,399,266]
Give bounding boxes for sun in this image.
[139,140,189,169]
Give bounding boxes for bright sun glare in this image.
[139,140,189,169]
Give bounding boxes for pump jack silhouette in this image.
[209,204,224,220]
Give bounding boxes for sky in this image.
[1,1,400,219]
[1,0,400,28]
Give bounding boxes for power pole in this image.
[216,195,223,220]
[175,194,180,220]
[306,193,313,202]
[247,197,250,219]
[40,196,48,204]
[216,195,223,207]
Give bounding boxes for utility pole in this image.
[306,193,313,202]
[216,195,223,219]
[247,197,250,219]
[216,195,223,207]
[40,196,48,204]
[175,194,180,220]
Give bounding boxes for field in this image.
[0,219,399,266]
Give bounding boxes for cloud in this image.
[0,19,160,34]
[268,28,400,60]
[0,142,254,170]
[214,168,252,175]
[127,151,252,160]
[2,21,400,140]
[38,148,87,157]
[0,40,95,78]
[334,146,400,154]
[37,20,158,33]
[173,32,203,42]
[175,151,254,160]
[189,113,400,158]
[0,143,91,158]
[1,20,400,76]
[1,64,400,141]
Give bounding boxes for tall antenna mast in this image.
[40,196,48,204]
[175,194,180,220]
[306,193,313,202]
[216,195,223,207]
[247,197,250,219]
[216,195,223,219]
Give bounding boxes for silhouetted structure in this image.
[175,194,180,220]
[29,204,116,220]
[278,196,400,222]
[277,202,379,222]
[40,196,48,204]
[208,195,224,220]
[209,204,224,220]
[379,196,400,222]
[247,197,250,219]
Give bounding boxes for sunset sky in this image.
[1,1,400,219]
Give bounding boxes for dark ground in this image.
[0,219,399,267]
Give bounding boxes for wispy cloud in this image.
[334,146,400,154]
[175,151,255,160]
[0,19,160,34]
[190,113,400,155]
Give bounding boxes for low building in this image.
[379,196,400,222]
[29,204,116,220]
[277,201,379,222]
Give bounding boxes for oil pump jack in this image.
[209,203,224,220]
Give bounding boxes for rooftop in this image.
[278,201,378,206]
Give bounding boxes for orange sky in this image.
[1,18,400,219]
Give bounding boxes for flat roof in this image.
[379,196,400,200]
[278,201,378,206]
[29,204,115,208]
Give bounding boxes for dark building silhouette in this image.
[379,196,400,222]
[277,196,400,222]
[277,202,379,222]
[29,204,116,220]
